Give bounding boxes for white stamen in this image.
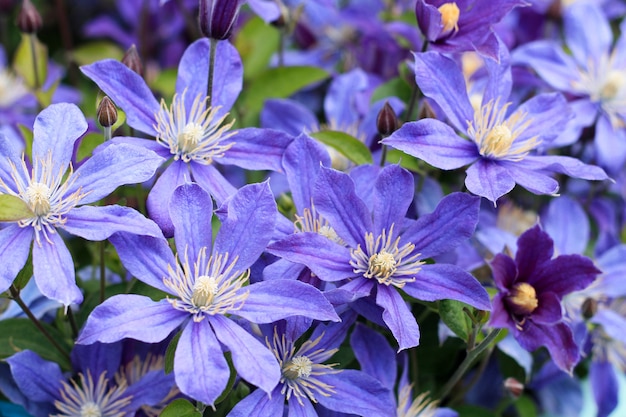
[53,371,130,417]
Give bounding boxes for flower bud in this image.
[582,298,598,320]
[97,96,118,128]
[198,0,241,40]
[504,377,524,398]
[17,0,42,34]
[121,45,144,77]
[377,101,399,137]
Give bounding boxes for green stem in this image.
[9,285,70,362]
[66,307,79,339]
[207,38,218,108]
[379,144,388,167]
[103,126,112,142]
[100,241,106,303]
[437,328,502,401]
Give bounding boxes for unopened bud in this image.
[97,96,118,128]
[294,22,316,50]
[582,298,598,320]
[377,102,399,137]
[17,0,42,34]
[122,45,144,77]
[198,0,241,40]
[504,377,524,398]
[418,100,437,120]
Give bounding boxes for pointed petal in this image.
[267,233,354,282]
[80,60,160,135]
[524,154,610,181]
[402,192,480,259]
[465,159,515,204]
[214,182,276,271]
[350,323,397,390]
[500,161,559,196]
[69,143,164,205]
[260,98,318,136]
[176,39,242,119]
[33,233,82,306]
[227,386,284,417]
[313,166,373,247]
[489,253,518,290]
[0,225,32,293]
[515,321,580,373]
[377,285,420,350]
[211,315,281,394]
[543,195,589,255]
[532,291,562,324]
[513,93,572,145]
[512,40,580,92]
[238,280,340,323]
[62,205,163,240]
[482,37,512,105]
[283,134,330,212]
[189,162,237,204]
[591,360,618,417]
[564,3,612,68]
[108,233,175,293]
[170,183,213,258]
[175,320,230,406]
[530,254,600,297]
[316,370,396,417]
[32,103,87,176]
[515,225,553,279]
[147,160,191,238]
[383,119,478,170]
[6,351,63,403]
[288,396,317,417]
[373,165,413,237]
[403,264,491,311]
[77,296,185,344]
[218,128,292,172]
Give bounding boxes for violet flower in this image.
[228,317,396,417]
[383,43,610,204]
[0,103,163,306]
[76,182,339,406]
[268,164,490,350]
[488,225,600,373]
[81,38,292,236]
[415,0,527,58]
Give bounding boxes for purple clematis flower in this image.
[383,43,610,204]
[76,182,340,406]
[268,164,491,350]
[488,224,600,373]
[512,3,626,173]
[0,103,163,306]
[415,0,527,58]
[81,38,292,236]
[0,341,175,417]
[228,316,396,417]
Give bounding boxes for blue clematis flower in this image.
[0,341,175,417]
[0,103,163,307]
[81,38,292,236]
[76,182,340,406]
[268,163,491,350]
[228,316,396,417]
[383,41,610,204]
[488,224,600,373]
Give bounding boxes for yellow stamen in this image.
[438,3,460,35]
[506,282,539,316]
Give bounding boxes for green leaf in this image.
[151,69,178,99]
[235,16,280,81]
[0,194,33,221]
[164,330,182,374]
[438,299,473,342]
[386,149,423,173]
[311,130,373,165]
[76,133,103,162]
[35,80,59,108]
[71,41,124,66]
[13,252,33,290]
[454,405,497,417]
[214,351,237,405]
[13,34,47,90]
[514,395,538,417]
[0,318,72,370]
[370,77,412,104]
[238,66,329,126]
[160,399,202,417]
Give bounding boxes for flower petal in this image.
[63,205,163,240]
[147,160,191,238]
[515,321,580,374]
[170,183,213,258]
[218,128,292,172]
[377,285,420,351]
[189,161,237,204]
[77,296,185,344]
[5,350,63,403]
[227,386,284,417]
[489,253,518,290]
[373,164,413,237]
[350,323,397,391]
[590,360,619,417]
[0,225,32,293]
[532,291,562,324]
[465,159,515,204]
[530,254,599,297]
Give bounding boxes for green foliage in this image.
[438,300,473,342]
[0,195,33,221]
[13,33,47,90]
[371,76,412,104]
[160,399,203,417]
[311,130,373,165]
[164,330,181,374]
[235,17,280,81]
[0,319,72,370]
[71,41,124,66]
[238,66,329,126]
[514,395,538,417]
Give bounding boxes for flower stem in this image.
[437,328,502,401]
[100,241,106,303]
[207,38,218,109]
[9,285,70,362]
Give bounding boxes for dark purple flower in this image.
[199,0,242,40]
[488,225,600,373]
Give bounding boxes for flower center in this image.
[25,181,52,216]
[54,371,131,417]
[438,3,460,35]
[506,282,539,317]
[600,70,625,101]
[294,205,345,245]
[283,356,314,380]
[191,275,219,307]
[154,89,236,164]
[163,247,250,321]
[468,99,539,161]
[80,402,102,417]
[350,224,424,288]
